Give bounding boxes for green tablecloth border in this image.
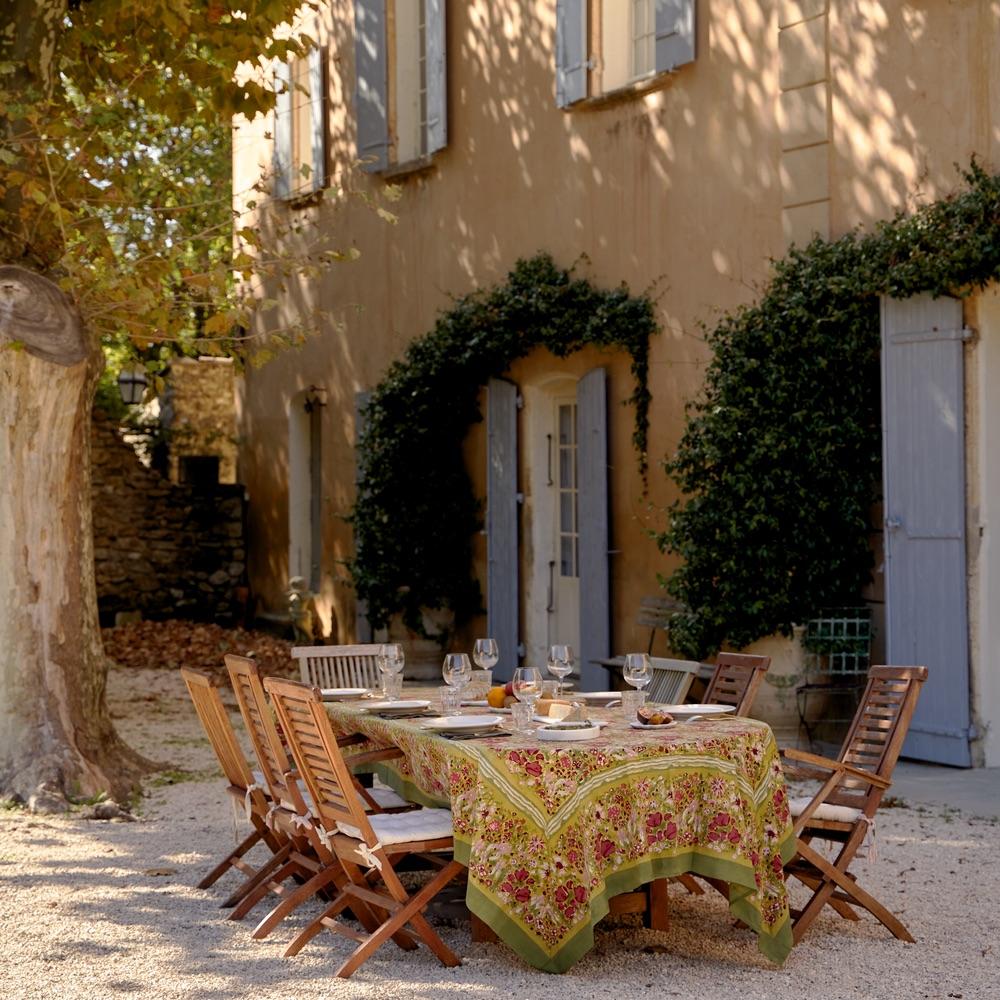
[365,759,796,972]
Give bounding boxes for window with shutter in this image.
[560,0,696,102]
[355,0,447,174]
[273,47,327,201]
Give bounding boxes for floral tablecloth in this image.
[326,701,795,972]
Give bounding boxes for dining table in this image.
[325,693,796,973]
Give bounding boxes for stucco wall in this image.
[233,1,1000,686]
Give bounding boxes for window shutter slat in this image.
[424,0,447,155]
[308,45,326,191]
[655,0,696,73]
[354,0,389,172]
[273,62,292,199]
[555,0,587,107]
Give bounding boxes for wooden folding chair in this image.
[224,654,410,940]
[781,665,928,944]
[180,668,287,908]
[292,643,382,689]
[647,657,702,704]
[265,676,465,977]
[702,651,771,716]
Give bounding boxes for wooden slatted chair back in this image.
[647,657,701,703]
[702,652,771,716]
[225,654,296,803]
[264,676,374,843]
[181,667,254,793]
[291,644,382,689]
[830,665,928,810]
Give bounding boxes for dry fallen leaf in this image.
[143,867,177,877]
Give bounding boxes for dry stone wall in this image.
[91,411,246,625]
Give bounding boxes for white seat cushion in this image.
[789,796,862,823]
[367,786,411,809]
[337,807,453,846]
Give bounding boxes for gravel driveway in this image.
[1,665,997,1000]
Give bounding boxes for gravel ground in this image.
[1,664,998,1000]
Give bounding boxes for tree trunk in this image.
[0,267,149,810]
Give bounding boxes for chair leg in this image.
[220,842,293,908]
[252,866,343,940]
[643,878,670,932]
[197,828,261,889]
[673,874,705,896]
[229,859,299,921]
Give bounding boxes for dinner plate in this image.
[321,687,369,701]
[460,701,512,714]
[535,724,602,742]
[629,720,677,730]
[422,715,503,734]
[578,691,623,704]
[655,703,736,719]
[533,716,608,728]
[364,699,431,714]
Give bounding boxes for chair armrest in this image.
[781,747,891,789]
[349,746,405,766]
[336,732,368,748]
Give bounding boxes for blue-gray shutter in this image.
[308,45,326,191]
[555,0,588,107]
[273,62,292,199]
[881,294,971,766]
[487,378,519,682]
[354,391,374,643]
[655,0,696,72]
[577,367,610,690]
[354,0,389,172]
[424,0,447,155]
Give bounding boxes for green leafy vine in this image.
[350,253,657,638]
[657,161,1000,659]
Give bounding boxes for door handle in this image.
[546,560,555,613]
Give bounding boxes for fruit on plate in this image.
[637,706,674,726]
[486,686,507,709]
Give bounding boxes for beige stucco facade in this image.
[234,1,1000,763]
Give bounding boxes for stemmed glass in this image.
[511,666,543,713]
[472,638,499,672]
[547,644,574,697]
[442,653,472,694]
[623,653,652,702]
[378,643,405,698]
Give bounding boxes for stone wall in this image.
[163,357,238,484]
[91,411,246,625]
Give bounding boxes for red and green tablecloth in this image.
[326,701,795,972]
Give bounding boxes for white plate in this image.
[364,700,431,714]
[460,701,512,714]
[578,691,623,704]
[533,716,608,728]
[422,714,503,732]
[535,724,602,742]
[630,720,678,730]
[321,688,369,701]
[655,703,736,719]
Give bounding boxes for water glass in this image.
[540,679,560,700]
[623,653,652,693]
[442,653,472,690]
[547,644,574,696]
[512,666,542,711]
[510,700,534,733]
[382,672,403,700]
[382,643,404,675]
[621,689,646,723]
[439,685,463,714]
[469,669,493,700]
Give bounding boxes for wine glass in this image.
[623,653,652,700]
[547,644,574,697]
[472,638,499,672]
[442,653,472,692]
[378,643,404,697]
[511,666,542,713]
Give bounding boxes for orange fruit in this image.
[486,686,507,709]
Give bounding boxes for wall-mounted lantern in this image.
[117,366,148,405]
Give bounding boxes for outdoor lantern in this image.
[117,366,148,405]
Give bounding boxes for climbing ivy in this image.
[657,162,1000,659]
[350,253,656,639]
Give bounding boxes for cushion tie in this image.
[243,782,265,821]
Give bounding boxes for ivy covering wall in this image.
[658,163,1000,659]
[350,254,657,638]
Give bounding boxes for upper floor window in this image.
[556,0,696,107]
[354,0,447,173]
[273,47,327,200]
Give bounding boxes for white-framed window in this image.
[556,0,697,107]
[355,0,447,173]
[273,46,326,200]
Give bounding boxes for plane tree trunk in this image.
[0,267,148,810]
